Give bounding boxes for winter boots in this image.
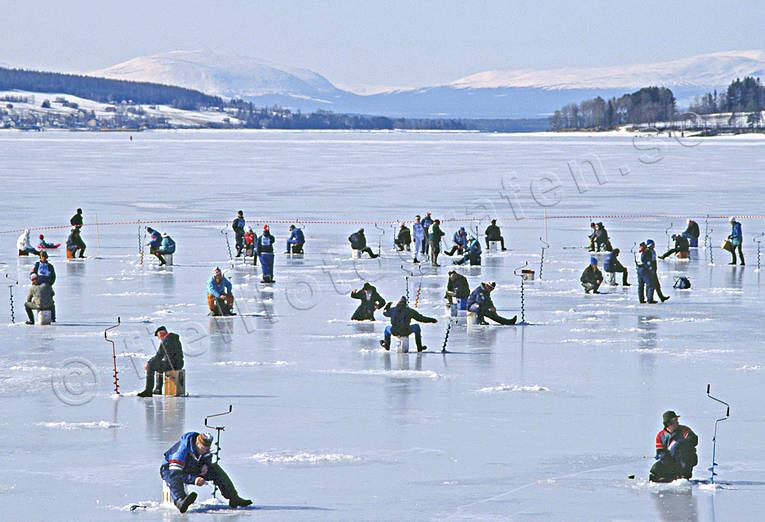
[176,491,197,513]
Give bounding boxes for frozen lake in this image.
[2,130,765,521]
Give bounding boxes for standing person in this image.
[412,216,425,263]
[379,297,437,352]
[232,210,245,257]
[467,282,517,325]
[649,411,698,482]
[285,225,305,254]
[429,219,445,266]
[659,235,690,259]
[70,208,83,228]
[24,273,55,325]
[682,219,700,247]
[17,229,40,256]
[160,431,251,513]
[66,227,86,258]
[728,216,744,265]
[348,229,379,259]
[636,242,653,304]
[421,212,434,256]
[207,267,235,316]
[350,282,386,321]
[258,225,276,283]
[484,219,507,251]
[394,223,411,252]
[580,257,603,294]
[137,326,184,397]
[244,227,256,257]
[444,269,470,308]
[444,227,468,256]
[603,248,630,286]
[588,222,597,251]
[646,240,670,302]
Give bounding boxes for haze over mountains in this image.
[89,50,765,119]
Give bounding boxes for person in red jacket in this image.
[649,410,698,482]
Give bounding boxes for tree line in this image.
[689,76,764,114]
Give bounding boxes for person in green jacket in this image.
[428,219,445,266]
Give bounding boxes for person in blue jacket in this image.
[445,227,468,256]
[258,225,276,283]
[232,210,245,257]
[467,282,517,325]
[379,296,437,352]
[207,267,235,315]
[32,250,56,286]
[728,216,744,265]
[453,236,482,265]
[161,431,251,512]
[146,227,161,251]
[285,225,305,254]
[636,242,654,304]
[151,232,176,265]
[603,248,630,286]
[421,212,433,255]
[412,216,425,263]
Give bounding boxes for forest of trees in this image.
[0,67,223,110]
[689,76,765,114]
[550,87,676,130]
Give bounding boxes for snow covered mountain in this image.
[88,50,765,119]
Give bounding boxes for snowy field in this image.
[2,130,765,521]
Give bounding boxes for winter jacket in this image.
[467,284,494,311]
[422,215,433,231]
[638,248,654,276]
[26,282,53,310]
[70,213,83,227]
[447,274,470,299]
[147,229,161,248]
[673,235,690,252]
[453,231,467,246]
[580,264,603,285]
[160,236,176,253]
[655,425,698,470]
[683,221,700,239]
[32,261,56,285]
[148,332,184,370]
[485,224,502,240]
[348,231,367,250]
[163,432,213,484]
[397,226,411,245]
[244,231,256,246]
[288,228,305,245]
[66,230,85,250]
[729,222,743,245]
[232,217,245,235]
[383,302,436,336]
[351,285,386,320]
[17,230,32,251]
[207,275,232,297]
[257,232,275,254]
[428,223,445,243]
[412,222,425,241]
[603,253,619,272]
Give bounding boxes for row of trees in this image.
[689,76,765,114]
[550,87,676,130]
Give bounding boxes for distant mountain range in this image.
[89,50,765,119]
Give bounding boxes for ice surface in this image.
[2,130,765,520]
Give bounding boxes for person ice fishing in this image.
[659,234,690,259]
[146,227,163,262]
[379,296,437,352]
[154,232,176,265]
[581,256,603,294]
[649,410,698,483]
[161,431,251,513]
[603,248,630,286]
[232,210,245,257]
[412,216,425,263]
[66,227,86,258]
[137,326,184,397]
[646,240,670,302]
[429,219,445,266]
[244,227,256,257]
[467,282,517,325]
[285,225,305,254]
[207,267,235,316]
[394,223,411,251]
[453,236,481,265]
[32,251,56,286]
[70,208,83,228]
[594,222,612,252]
[258,225,276,283]
[444,269,470,309]
[38,234,57,249]
[587,223,598,251]
[484,219,507,251]
[728,216,744,265]
[444,227,468,256]
[350,282,386,321]
[348,228,379,258]
[24,273,55,325]
[421,212,434,255]
[682,219,700,247]
[17,229,39,256]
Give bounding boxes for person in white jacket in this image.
[17,229,39,256]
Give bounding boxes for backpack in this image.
[673,276,691,289]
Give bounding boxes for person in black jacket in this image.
[444,270,470,307]
[429,219,445,266]
[349,229,379,258]
[581,257,603,294]
[659,234,690,259]
[379,297,437,351]
[467,282,517,324]
[681,219,700,247]
[594,222,612,252]
[232,210,245,257]
[138,326,184,397]
[70,208,83,228]
[484,219,507,250]
[394,223,411,251]
[351,282,386,320]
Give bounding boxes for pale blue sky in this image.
[4,0,764,89]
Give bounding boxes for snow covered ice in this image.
[2,130,765,520]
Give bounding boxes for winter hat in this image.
[486,281,496,289]
[398,296,407,305]
[39,234,44,239]
[213,267,221,276]
[459,227,465,232]
[646,239,655,247]
[147,227,154,233]
[662,411,679,426]
[359,228,364,233]
[612,248,620,255]
[590,257,598,264]
[40,251,48,259]
[197,432,214,447]
[729,216,736,223]
[263,225,269,231]
[161,232,168,237]
[154,326,167,336]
